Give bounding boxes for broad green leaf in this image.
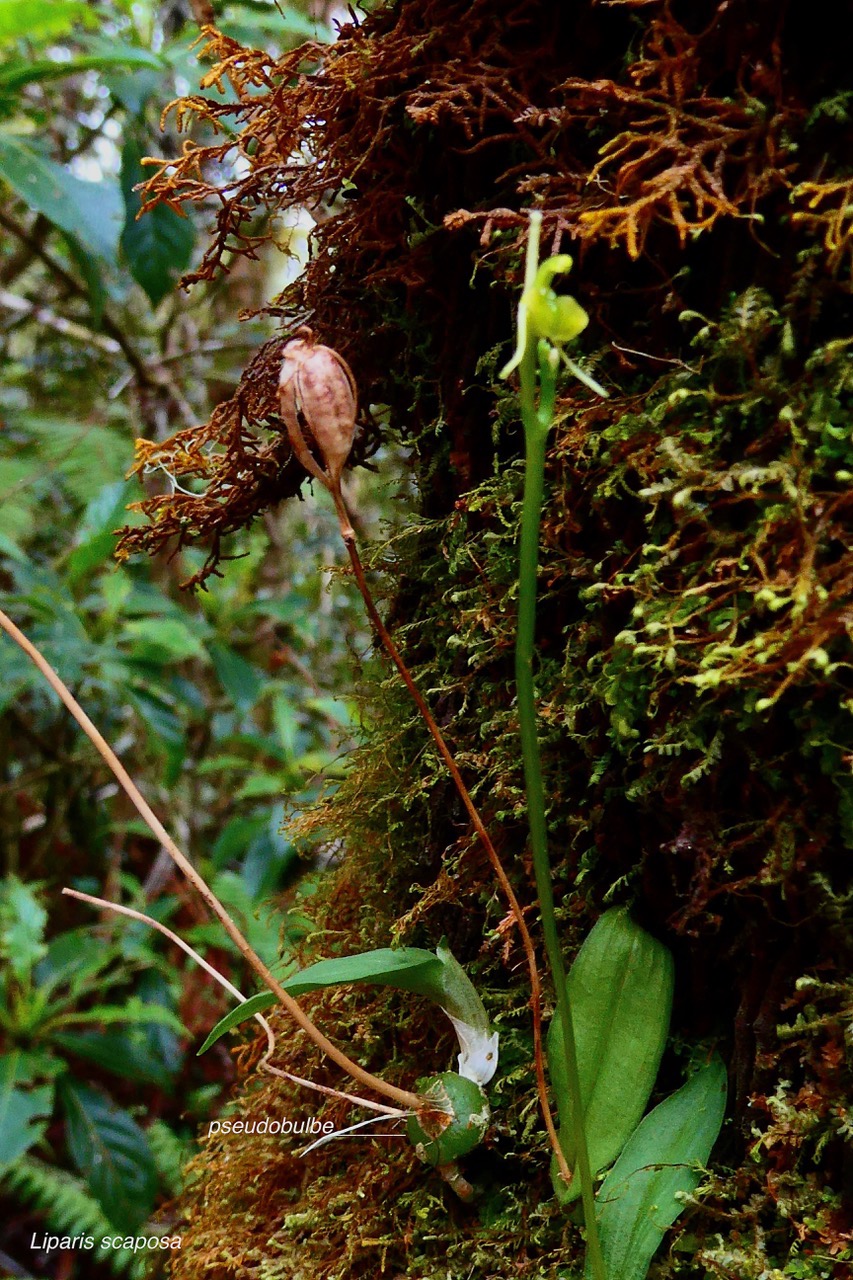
[209,640,264,712]
[0,877,48,983]
[0,1053,54,1167]
[66,481,130,585]
[33,928,117,1001]
[52,1029,178,1087]
[0,0,92,45]
[588,1056,727,1280]
[60,1079,157,1230]
[548,909,674,1203]
[120,135,195,306]
[211,814,267,866]
[0,134,123,266]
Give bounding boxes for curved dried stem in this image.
[62,887,407,1118]
[0,607,421,1112]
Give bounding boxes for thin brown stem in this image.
[62,888,406,1118]
[0,608,421,1112]
[328,485,570,1181]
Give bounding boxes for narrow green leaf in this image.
[0,46,163,92]
[281,947,442,995]
[588,1055,727,1280]
[60,1079,157,1230]
[199,952,439,1054]
[548,908,674,1203]
[0,133,123,265]
[196,991,277,1055]
[120,135,195,306]
[198,947,466,1054]
[54,997,185,1032]
[197,942,497,1081]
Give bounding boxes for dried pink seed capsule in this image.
[278,330,358,490]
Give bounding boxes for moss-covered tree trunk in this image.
[130,2,853,1276]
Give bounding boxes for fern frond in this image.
[4,1156,148,1279]
[147,1120,193,1198]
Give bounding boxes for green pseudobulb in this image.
[406,1072,489,1167]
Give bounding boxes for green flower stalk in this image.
[502,211,607,1280]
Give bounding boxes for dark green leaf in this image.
[53,1029,178,1088]
[0,1053,54,1167]
[120,136,195,306]
[209,641,264,712]
[66,482,130,585]
[60,1079,157,1230]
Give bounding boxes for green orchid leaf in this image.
[196,991,277,1055]
[196,950,439,1056]
[548,908,674,1204]
[197,944,496,1082]
[587,1055,727,1280]
[280,946,442,995]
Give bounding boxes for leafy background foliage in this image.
[0,3,381,1277]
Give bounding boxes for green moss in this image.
[143,0,853,1273]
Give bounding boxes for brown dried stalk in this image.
[0,607,422,1113]
[277,335,570,1182]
